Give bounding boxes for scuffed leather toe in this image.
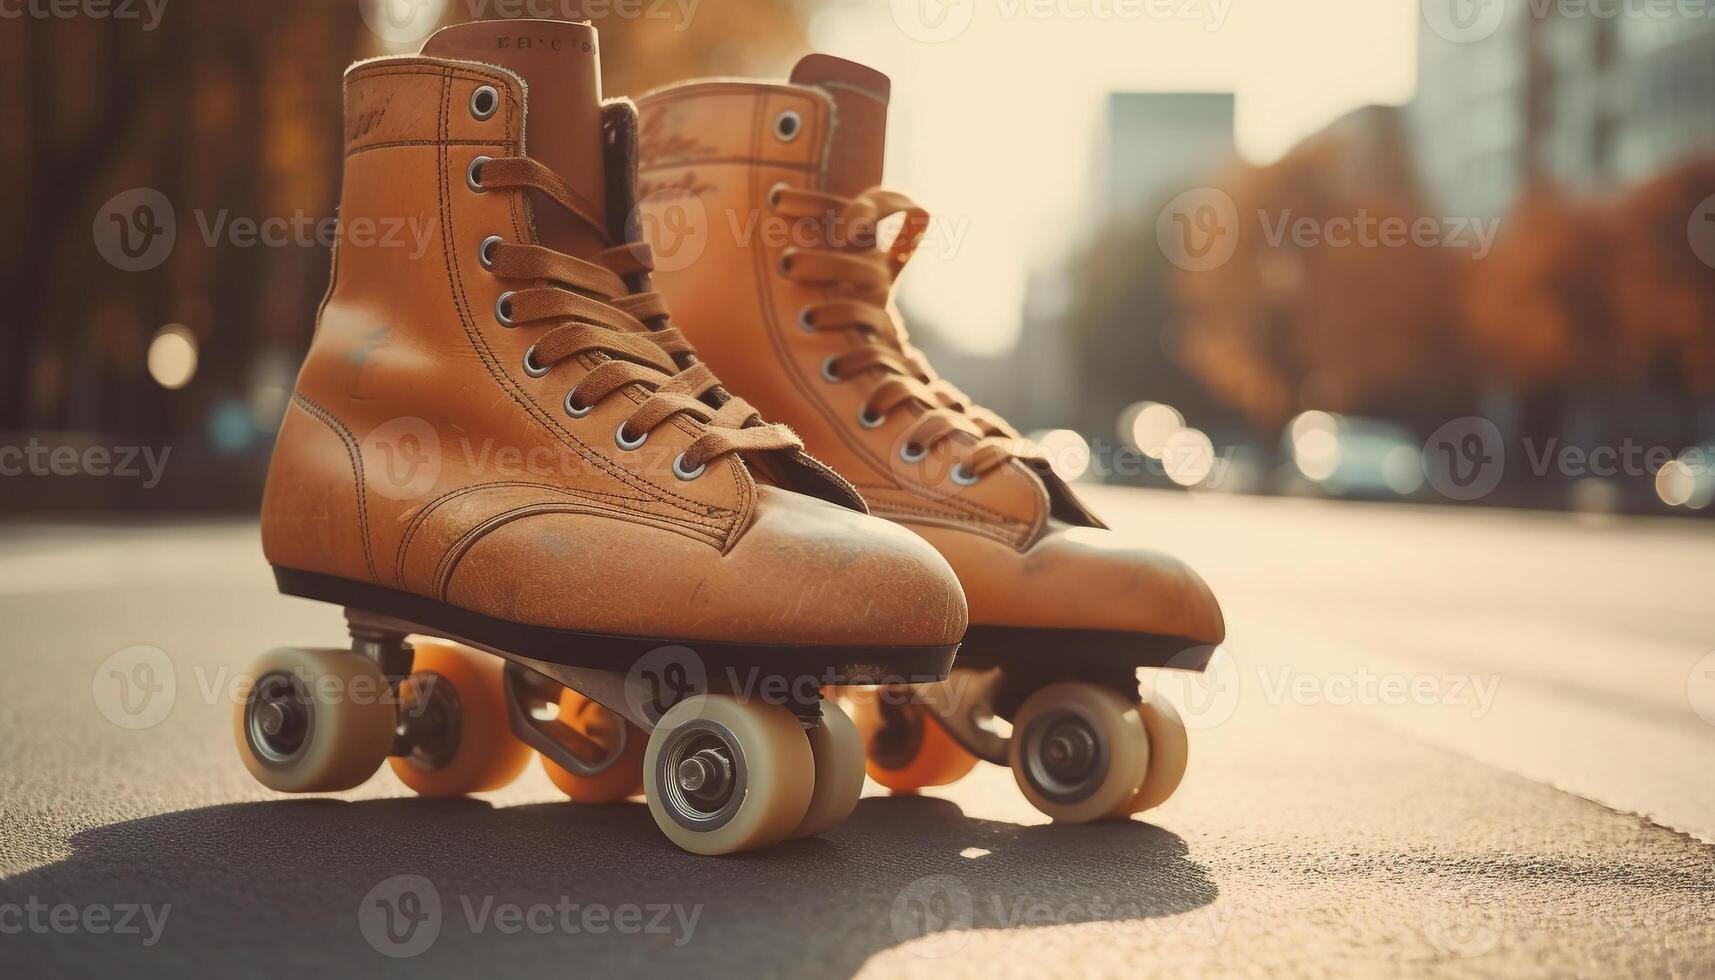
[446,486,967,648]
[910,521,1225,645]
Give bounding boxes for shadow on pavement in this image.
[0,794,1217,978]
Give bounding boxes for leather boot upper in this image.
[260,24,967,649]
[634,55,1223,645]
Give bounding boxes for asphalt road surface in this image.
[3,489,1713,978]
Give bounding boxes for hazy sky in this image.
[805,0,1420,354]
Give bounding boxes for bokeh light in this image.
[1163,427,1215,487]
[146,324,198,390]
[1033,428,1093,481]
[1128,402,1186,459]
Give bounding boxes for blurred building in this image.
[1412,0,1715,217]
[1093,92,1236,219]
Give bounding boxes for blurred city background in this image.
[3,0,1713,515]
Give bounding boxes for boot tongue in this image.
[422,20,609,255]
[790,54,889,197]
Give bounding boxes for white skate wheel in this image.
[233,646,397,794]
[1117,688,1190,815]
[791,697,865,839]
[643,694,814,855]
[1007,681,1148,823]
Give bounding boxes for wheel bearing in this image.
[653,720,747,831]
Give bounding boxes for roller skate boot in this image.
[634,56,1224,822]
[239,24,967,855]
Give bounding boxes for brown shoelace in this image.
[772,184,1025,482]
[473,156,801,474]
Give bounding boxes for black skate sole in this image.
[953,625,1216,672]
[274,566,958,685]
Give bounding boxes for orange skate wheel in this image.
[388,642,532,797]
[1114,690,1190,816]
[1008,682,1148,823]
[234,646,396,794]
[847,688,979,793]
[791,698,865,838]
[541,689,647,803]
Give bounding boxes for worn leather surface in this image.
[259,43,966,648]
[635,56,1223,644]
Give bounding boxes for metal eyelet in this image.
[479,235,503,270]
[466,155,492,193]
[951,463,980,486]
[858,407,886,429]
[672,453,706,481]
[777,253,794,276]
[522,345,550,378]
[774,110,801,142]
[819,356,841,383]
[470,85,499,121]
[563,388,592,419]
[797,307,816,332]
[494,291,517,327]
[615,421,648,451]
[900,442,927,463]
[766,182,788,211]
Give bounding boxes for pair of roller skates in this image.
[235,20,1223,855]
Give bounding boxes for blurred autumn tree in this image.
[1461,182,1615,392]
[1170,107,1466,433]
[1605,159,1715,398]
[0,0,807,453]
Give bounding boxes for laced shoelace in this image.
[472,156,801,476]
[771,184,1027,483]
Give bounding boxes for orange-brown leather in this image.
[635,56,1223,644]
[259,30,967,648]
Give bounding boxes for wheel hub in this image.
[1041,722,1098,782]
[1020,708,1108,804]
[246,671,311,764]
[676,746,735,800]
[655,721,746,831]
